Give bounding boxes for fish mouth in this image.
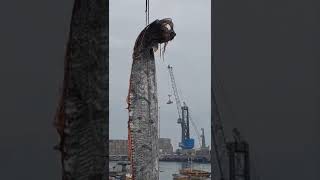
[169,32,176,40]
[162,31,176,43]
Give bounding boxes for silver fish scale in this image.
[128,48,159,179]
[55,0,108,180]
[127,18,176,179]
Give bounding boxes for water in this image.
[110,161,211,180]
[160,162,211,180]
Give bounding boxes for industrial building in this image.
[109,139,128,156]
[109,138,173,156]
[158,138,174,155]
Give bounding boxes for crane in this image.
[212,90,229,180]
[167,65,202,149]
[212,67,251,180]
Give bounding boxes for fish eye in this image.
[164,24,171,31]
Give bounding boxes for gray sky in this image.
[109,0,211,150]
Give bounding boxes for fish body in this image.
[127,19,176,180]
[54,1,108,180]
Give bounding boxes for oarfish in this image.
[127,18,176,180]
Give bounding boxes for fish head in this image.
[147,18,176,44]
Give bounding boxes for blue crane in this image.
[167,65,199,149]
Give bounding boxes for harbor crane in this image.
[167,65,202,149]
[212,71,251,180]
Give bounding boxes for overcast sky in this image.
[109,0,211,150]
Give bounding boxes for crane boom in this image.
[168,65,182,121]
[212,88,229,180]
[167,65,194,149]
[211,60,251,180]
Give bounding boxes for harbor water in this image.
[110,161,211,180]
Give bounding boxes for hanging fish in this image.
[54,1,108,180]
[127,18,176,180]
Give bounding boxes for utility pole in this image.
[201,128,206,149]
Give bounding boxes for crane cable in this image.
[145,0,150,26]
[145,0,161,173]
[187,108,202,148]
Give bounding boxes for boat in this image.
[179,168,210,178]
[172,173,190,180]
[172,156,211,180]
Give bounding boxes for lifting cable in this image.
[146,0,160,173]
[145,0,150,26]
